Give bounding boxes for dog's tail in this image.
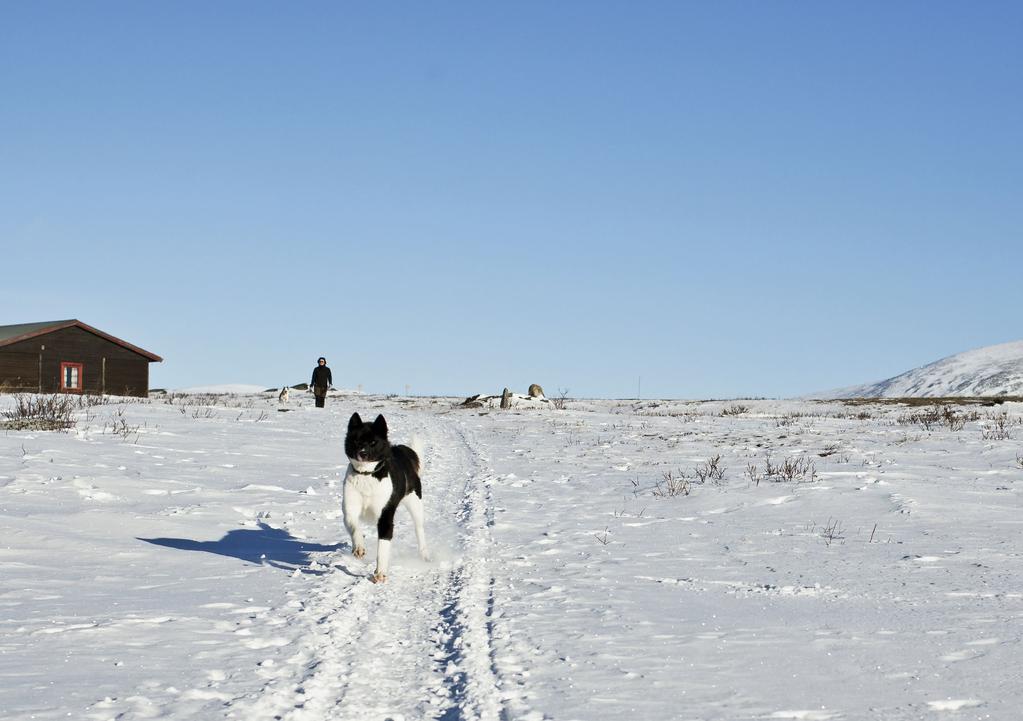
[409,435,426,472]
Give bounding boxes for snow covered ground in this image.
[2,391,1021,720]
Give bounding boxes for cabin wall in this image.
[0,351,40,392]
[0,326,152,397]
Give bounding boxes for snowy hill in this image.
[830,339,1023,398]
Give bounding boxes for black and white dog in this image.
[342,412,429,583]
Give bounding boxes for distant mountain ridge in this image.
[827,339,1023,398]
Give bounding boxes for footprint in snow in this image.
[940,648,984,662]
[926,699,984,711]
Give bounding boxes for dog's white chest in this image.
[343,469,393,523]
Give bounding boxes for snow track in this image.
[226,413,510,721]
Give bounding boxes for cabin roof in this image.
[0,320,163,362]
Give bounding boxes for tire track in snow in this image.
[429,419,503,721]
[225,410,507,721]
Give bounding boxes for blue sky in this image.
[2,2,1021,398]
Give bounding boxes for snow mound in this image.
[172,384,271,395]
[829,339,1023,398]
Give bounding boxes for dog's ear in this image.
[348,412,362,431]
[373,414,388,437]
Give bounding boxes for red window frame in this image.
[60,362,84,393]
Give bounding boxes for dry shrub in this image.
[721,404,750,416]
[982,412,1012,441]
[652,469,691,497]
[1,394,79,432]
[897,404,978,431]
[693,455,726,484]
[747,453,818,485]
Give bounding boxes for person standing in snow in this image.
[310,357,333,408]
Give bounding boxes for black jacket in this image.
[311,365,333,388]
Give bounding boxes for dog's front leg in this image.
[371,506,398,583]
[341,485,366,559]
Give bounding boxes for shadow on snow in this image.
[139,522,340,573]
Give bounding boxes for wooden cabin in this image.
[0,320,163,397]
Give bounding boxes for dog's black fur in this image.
[345,412,422,542]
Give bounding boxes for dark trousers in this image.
[313,386,327,408]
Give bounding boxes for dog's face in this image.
[345,412,389,464]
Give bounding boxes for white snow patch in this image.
[172,383,270,394]
[926,698,985,711]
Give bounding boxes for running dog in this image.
[342,412,429,583]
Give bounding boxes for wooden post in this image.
[500,387,512,409]
[102,357,107,395]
